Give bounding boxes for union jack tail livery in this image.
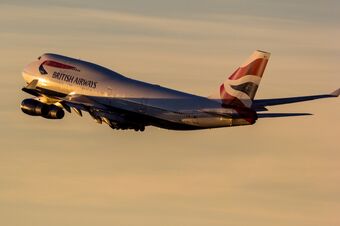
[220,50,270,108]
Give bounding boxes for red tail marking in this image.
[229,58,268,80]
[220,84,246,107]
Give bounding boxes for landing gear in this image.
[100,116,146,132]
[133,126,145,132]
[109,123,145,132]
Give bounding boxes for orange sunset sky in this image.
[0,1,339,225]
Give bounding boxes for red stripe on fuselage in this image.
[43,60,78,70]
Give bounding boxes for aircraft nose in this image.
[22,61,36,83]
[22,62,31,76]
[23,61,33,74]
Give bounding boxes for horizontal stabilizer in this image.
[254,89,339,107]
[257,113,312,118]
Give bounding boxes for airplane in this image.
[21,50,339,132]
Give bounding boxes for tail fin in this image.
[219,50,270,108]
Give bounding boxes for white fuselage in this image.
[22,53,249,129]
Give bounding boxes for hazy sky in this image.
[0,1,339,226]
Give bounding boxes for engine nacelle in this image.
[21,99,65,119]
[42,104,65,119]
[21,99,49,116]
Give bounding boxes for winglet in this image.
[330,88,340,97]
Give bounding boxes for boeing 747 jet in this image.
[21,50,339,131]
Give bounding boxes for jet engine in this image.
[21,99,65,119]
[42,104,65,119]
[21,99,49,116]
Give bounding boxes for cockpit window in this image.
[39,62,48,75]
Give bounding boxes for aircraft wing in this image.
[59,94,151,128]
[22,80,149,129]
[61,94,108,111]
[253,88,339,108]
